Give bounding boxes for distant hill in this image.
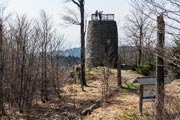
[52,48,80,66]
[53,46,140,66]
[57,46,138,66]
[60,48,80,58]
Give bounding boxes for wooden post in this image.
[117,56,122,87]
[139,85,143,114]
[156,14,165,120]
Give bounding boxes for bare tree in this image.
[48,34,65,99]
[124,0,155,65]
[0,10,5,117]
[62,0,87,91]
[0,2,9,115]
[100,47,118,102]
[0,3,67,116]
[37,10,53,103]
[129,1,180,119]
[16,15,30,113]
[133,0,180,67]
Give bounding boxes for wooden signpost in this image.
[133,76,171,114]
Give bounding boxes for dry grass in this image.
[1,68,179,120]
[84,72,180,120]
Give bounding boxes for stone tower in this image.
[86,13,118,67]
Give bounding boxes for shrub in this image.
[136,64,154,75]
[121,64,137,71]
[168,63,180,79]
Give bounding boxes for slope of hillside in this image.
[2,68,179,120]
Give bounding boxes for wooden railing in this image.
[91,14,114,21]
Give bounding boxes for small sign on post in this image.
[143,84,156,101]
[133,76,171,114]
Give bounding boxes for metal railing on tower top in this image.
[91,14,114,21]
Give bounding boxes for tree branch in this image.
[72,0,80,7]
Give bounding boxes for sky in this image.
[5,0,130,48]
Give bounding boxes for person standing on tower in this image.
[95,10,98,20]
[99,11,103,21]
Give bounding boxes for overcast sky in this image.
[5,0,130,48]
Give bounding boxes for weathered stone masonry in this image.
[86,14,118,67]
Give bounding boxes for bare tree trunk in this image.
[40,11,51,102]
[41,49,45,103]
[138,25,143,65]
[63,0,87,90]
[41,46,48,103]
[19,41,26,113]
[55,56,61,99]
[0,19,5,116]
[44,38,49,102]
[156,14,165,120]
[80,1,87,88]
[138,26,143,65]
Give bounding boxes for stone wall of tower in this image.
[86,20,118,67]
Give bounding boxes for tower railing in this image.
[91,14,114,21]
